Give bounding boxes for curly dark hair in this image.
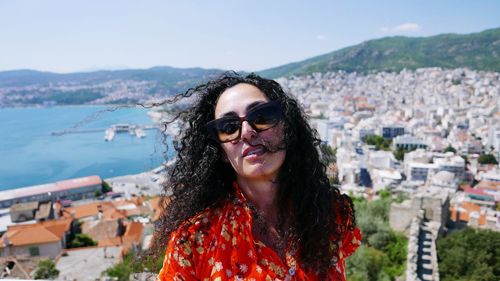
[151,72,356,275]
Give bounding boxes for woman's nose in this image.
[240,121,257,141]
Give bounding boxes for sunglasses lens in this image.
[214,119,240,142]
[206,101,282,143]
[248,103,282,131]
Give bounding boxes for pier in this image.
[51,124,158,141]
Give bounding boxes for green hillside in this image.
[0,66,224,88]
[259,27,500,78]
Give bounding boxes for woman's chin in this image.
[238,166,278,181]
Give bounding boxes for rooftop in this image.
[0,218,72,248]
[0,256,47,279]
[10,201,39,212]
[0,175,102,202]
[56,246,122,281]
[82,219,120,243]
[475,180,500,191]
[63,201,125,220]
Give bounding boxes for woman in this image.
[154,73,361,280]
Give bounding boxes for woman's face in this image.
[214,83,286,182]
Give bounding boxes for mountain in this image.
[259,27,500,78]
[0,67,227,106]
[2,27,500,106]
[0,66,224,88]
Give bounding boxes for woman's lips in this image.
[242,145,266,158]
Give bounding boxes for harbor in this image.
[51,123,158,141]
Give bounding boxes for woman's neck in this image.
[236,177,278,223]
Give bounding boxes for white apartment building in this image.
[433,153,466,180]
[405,162,438,183]
[369,150,398,170]
[393,134,428,150]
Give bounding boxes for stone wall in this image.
[389,190,449,235]
[404,210,441,281]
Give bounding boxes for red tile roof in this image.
[123,221,143,244]
[0,219,72,247]
[475,180,500,192]
[63,201,125,220]
[450,201,486,225]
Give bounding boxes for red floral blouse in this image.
[158,183,361,281]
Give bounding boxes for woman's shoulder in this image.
[329,189,362,259]
[329,188,356,227]
[159,199,247,277]
[170,198,243,244]
[174,204,224,238]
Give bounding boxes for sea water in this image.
[0,106,168,190]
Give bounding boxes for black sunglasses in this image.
[206,101,283,143]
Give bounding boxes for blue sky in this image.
[1,0,499,73]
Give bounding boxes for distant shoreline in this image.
[1,105,168,190]
[0,103,151,110]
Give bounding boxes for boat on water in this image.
[104,124,149,141]
[104,128,116,141]
[135,127,146,138]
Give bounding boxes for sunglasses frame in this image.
[206,101,283,143]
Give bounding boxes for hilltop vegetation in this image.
[259,27,500,78]
[0,66,224,88]
[346,195,407,281]
[437,228,500,281]
[0,67,224,106]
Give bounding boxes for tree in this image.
[368,226,396,250]
[378,189,392,200]
[477,154,499,165]
[393,147,417,161]
[363,135,392,151]
[443,145,457,154]
[347,194,408,281]
[103,255,133,281]
[94,189,103,197]
[383,232,408,277]
[34,259,59,280]
[103,251,165,281]
[102,181,113,193]
[67,233,97,248]
[437,228,500,281]
[346,246,390,281]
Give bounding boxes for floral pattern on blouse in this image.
[157,183,361,281]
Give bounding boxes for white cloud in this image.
[379,27,390,33]
[394,23,422,32]
[316,34,326,40]
[379,23,422,33]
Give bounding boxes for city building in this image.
[0,219,73,258]
[381,124,405,139]
[406,162,438,183]
[392,134,428,150]
[0,176,103,208]
[369,150,398,170]
[433,153,466,180]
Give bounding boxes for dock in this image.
[51,124,158,141]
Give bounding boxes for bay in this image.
[0,106,168,190]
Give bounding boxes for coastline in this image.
[1,105,168,190]
[104,168,166,197]
[0,103,145,110]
